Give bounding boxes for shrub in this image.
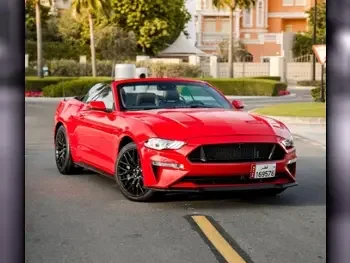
[25,76,77,92]
[25,67,37,76]
[48,59,114,77]
[41,77,287,97]
[297,80,321,86]
[42,77,112,97]
[311,85,326,101]
[26,60,115,77]
[252,76,281,81]
[25,40,90,60]
[26,60,202,78]
[136,61,202,78]
[202,78,287,96]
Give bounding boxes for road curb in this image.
[25,97,74,102]
[264,116,326,125]
[226,93,296,100]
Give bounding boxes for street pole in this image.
[320,64,325,102]
[312,0,317,81]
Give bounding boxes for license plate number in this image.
[250,163,276,179]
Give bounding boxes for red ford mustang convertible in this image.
[54,78,297,201]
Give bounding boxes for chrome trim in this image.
[287,158,297,164]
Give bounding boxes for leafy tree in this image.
[42,16,62,42]
[306,1,326,44]
[94,25,137,61]
[292,1,326,57]
[110,0,191,55]
[25,0,50,40]
[213,0,256,78]
[25,0,53,77]
[71,0,111,77]
[217,39,252,62]
[57,9,90,46]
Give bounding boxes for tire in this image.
[115,142,157,202]
[54,125,81,175]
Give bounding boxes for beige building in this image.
[194,0,322,62]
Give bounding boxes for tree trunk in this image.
[88,12,97,77]
[35,1,43,78]
[228,8,234,78]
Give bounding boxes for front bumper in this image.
[140,135,297,191]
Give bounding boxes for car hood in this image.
[128,109,291,140]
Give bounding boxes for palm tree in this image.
[212,0,256,78]
[25,0,64,78]
[35,0,43,77]
[71,0,110,77]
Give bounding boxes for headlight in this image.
[281,135,294,148]
[144,138,186,150]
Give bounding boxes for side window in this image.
[82,83,106,103]
[93,86,115,110]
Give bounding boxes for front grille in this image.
[187,143,285,163]
[179,173,287,185]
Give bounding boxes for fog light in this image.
[151,161,184,170]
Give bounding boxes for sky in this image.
[185,0,197,46]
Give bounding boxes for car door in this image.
[75,85,121,174]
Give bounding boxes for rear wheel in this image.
[54,125,81,175]
[115,142,156,202]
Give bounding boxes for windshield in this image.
[118,81,232,111]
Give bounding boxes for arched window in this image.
[256,0,265,28]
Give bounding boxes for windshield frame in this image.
[116,80,233,112]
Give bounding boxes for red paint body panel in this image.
[54,78,297,191]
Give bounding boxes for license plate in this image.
[250,163,276,179]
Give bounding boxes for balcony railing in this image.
[198,32,282,45]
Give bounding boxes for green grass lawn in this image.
[253,102,326,117]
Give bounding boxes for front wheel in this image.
[115,142,157,202]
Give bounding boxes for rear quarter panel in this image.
[54,99,85,148]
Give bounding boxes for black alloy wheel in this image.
[54,125,79,175]
[115,142,156,202]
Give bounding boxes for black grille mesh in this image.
[187,143,285,163]
[179,173,287,185]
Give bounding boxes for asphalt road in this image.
[242,87,314,111]
[25,100,325,263]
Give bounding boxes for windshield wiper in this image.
[189,105,216,108]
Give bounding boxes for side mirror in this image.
[232,100,244,110]
[88,101,107,111]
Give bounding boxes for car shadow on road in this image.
[147,155,326,208]
[64,155,325,208]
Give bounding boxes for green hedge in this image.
[25,77,78,92]
[42,77,112,97]
[311,85,326,101]
[41,77,287,97]
[26,40,91,61]
[251,76,281,81]
[297,80,321,86]
[202,78,287,96]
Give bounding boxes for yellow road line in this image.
[191,215,246,263]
